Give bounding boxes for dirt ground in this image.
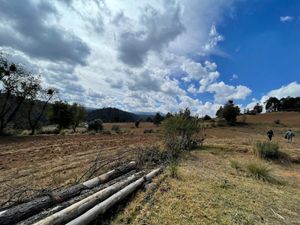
[0,123,160,208]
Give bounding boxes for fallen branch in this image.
[0,161,136,225]
[66,167,163,225]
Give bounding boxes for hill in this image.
[87,107,140,122]
[238,112,300,127]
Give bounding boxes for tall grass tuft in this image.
[254,141,279,160]
[246,163,272,182]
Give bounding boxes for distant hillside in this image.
[238,112,300,127]
[87,107,140,122]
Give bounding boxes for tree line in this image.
[0,54,86,135]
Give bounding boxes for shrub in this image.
[135,146,169,169]
[144,129,154,134]
[246,163,272,182]
[135,121,140,128]
[162,109,201,157]
[230,160,243,171]
[111,125,121,133]
[88,119,103,133]
[169,161,179,178]
[274,119,280,124]
[254,141,279,159]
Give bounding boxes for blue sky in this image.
[0,0,299,116]
[213,0,300,105]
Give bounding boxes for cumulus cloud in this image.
[0,0,90,65]
[207,81,252,103]
[0,0,251,116]
[246,82,300,111]
[117,3,184,67]
[280,16,294,22]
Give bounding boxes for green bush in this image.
[246,163,272,182]
[88,119,103,133]
[162,109,201,157]
[254,141,279,159]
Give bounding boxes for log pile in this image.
[0,161,163,225]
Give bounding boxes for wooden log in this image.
[0,161,136,225]
[17,170,137,225]
[33,171,143,225]
[66,167,163,225]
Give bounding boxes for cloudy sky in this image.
[0,0,299,116]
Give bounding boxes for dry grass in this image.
[112,147,300,225]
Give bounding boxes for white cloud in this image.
[0,0,251,117]
[246,82,300,111]
[231,74,238,80]
[280,16,293,22]
[206,81,252,103]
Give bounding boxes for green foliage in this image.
[254,141,279,160]
[153,113,163,126]
[70,103,86,132]
[0,54,41,134]
[216,100,240,125]
[88,119,103,133]
[266,96,300,112]
[169,161,179,178]
[253,103,263,114]
[202,115,212,121]
[51,101,73,130]
[162,108,201,157]
[135,120,140,128]
[246,163,272,182]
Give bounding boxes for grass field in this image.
[0,112,299,224]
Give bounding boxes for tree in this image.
[135,120,140,128]
[0,54,41,134]
[265,97,280,112]
[88,119,103,132]
[51,101,73,131]
[71,103,86,132]
[253,103,263,114]
[153,113,163,126]
[220,100,240,125]
[27,89,56,135]
[165,112,173,119]
[203,115,212,121]
[216,106,223,118]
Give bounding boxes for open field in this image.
[0,123,160,208]
[1,112,300,224]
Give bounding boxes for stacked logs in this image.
[0,161,163,225]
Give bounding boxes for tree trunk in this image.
[66,167,163,225]
[33,172,143,225]
[0,161,137,225]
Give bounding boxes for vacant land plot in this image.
[0,123,160,208]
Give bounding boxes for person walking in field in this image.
[267,129,274,141]
[285,129,295,143]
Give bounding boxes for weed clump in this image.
[230,160,243,171]
[246,163,272,182]
[254,141,279,160]
[111,125,121,133]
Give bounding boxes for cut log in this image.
[18,170,137,225]
[33,171,144,225]
[0,161,136,225]
[66,167,163,225]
